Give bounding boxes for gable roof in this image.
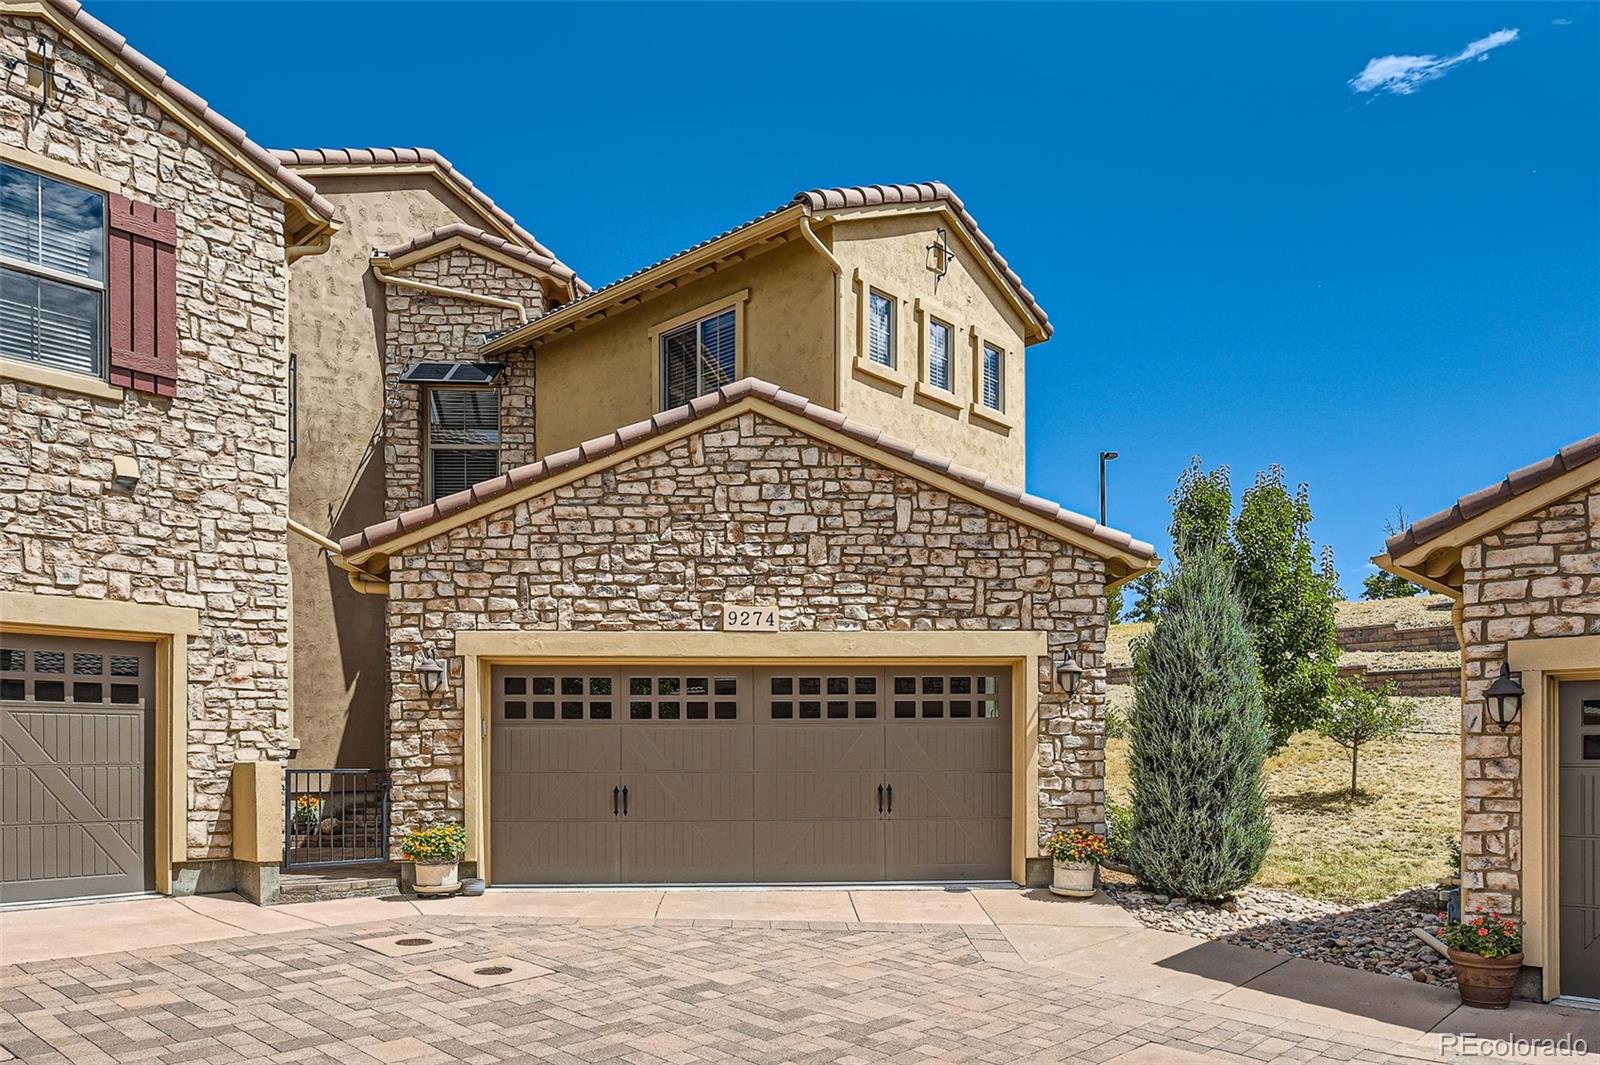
[479,181,1051,356]
[375,222,582,289]
[26,1,339,244]
[340,377,1155,577]
[272,147,590,296]
[1385,431,1600,557]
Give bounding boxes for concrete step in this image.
[274,867,402,905]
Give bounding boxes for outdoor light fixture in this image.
[413,644,447,696]
[1057,652,1084,699]
[1484,663,1525,732]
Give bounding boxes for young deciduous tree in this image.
[1169,458,1233,562]
[1314,679,1419,799]
[1129,546,1271,899]
[1122,568,1166,624]
[1232,466,1342,749]
[1362,509,1424,600]
[1107,583,1124,623]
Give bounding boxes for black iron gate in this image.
[284,769,390,868]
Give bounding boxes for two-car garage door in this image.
[490,664,1011,884]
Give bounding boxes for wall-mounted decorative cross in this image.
[3,37,77,116]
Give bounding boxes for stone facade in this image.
[1459,484,1600,914]
[381,249,543,515]
[384,411,1111,849]
[0,17,292,858]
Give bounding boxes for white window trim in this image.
[647,289,750,410]
[0,156,110,386]
[849,270,907,391]
[423,385,501,503]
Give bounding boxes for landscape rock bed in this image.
[1103,876,1456,987]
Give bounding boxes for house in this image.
[1374,433,1600,1001]
[1,0,1155,905]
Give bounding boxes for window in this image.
[867,290,894,367]
[426,387,499,501]
[660,307,736,409]
[981,343,1004,411]
[927,317,953,392]
[0,162,105,378]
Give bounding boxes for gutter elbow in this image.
[799,212,843,276]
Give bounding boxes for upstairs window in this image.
[426,387,499,501]
[980,343,1004,411]
[867,290,895,367]
[660,307,736,409]
[927,317,953,392]
[0,162,105,379]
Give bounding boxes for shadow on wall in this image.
[329,436,388,770]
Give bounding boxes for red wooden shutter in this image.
[107,195,178,397]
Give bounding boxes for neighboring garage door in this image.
[489,664,1010,884]
[0,635,156,904]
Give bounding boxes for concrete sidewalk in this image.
[4,887,1599,1062]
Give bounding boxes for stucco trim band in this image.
[453,629,1049,886]
[0,592,199,894]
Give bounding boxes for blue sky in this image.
[103,2,1598,596]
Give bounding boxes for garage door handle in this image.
[622,785,629,816]
[877,784,884,814]
[886,784,893,814]
[613,785,620,816]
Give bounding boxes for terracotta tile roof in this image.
[41,1,337,227]
[795,183,1052,340]
[483,180,1051,352]
[340,377,1155,564]
[377,223,581,287]
[271,147,590,295]
[1385,431,1600,556]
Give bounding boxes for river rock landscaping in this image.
[1102,873,1455,987]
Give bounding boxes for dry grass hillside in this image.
[1105,594,1461,902]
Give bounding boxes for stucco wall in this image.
[383,410,1111,854]
[530,238,836,458]
[832,214,1030,485]
[0,16,291,859]
[285,175,536,768]
[1460,483,1600,916]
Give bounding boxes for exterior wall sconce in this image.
[1056,652,1084,699]
[413,644,447,696]
[1484,663,1525,732]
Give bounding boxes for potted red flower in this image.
[1044,828,1111,898]
[1438,909,1523,1009]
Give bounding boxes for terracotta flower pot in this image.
[1448,949,1523,1009]
[1049,860,1097,898]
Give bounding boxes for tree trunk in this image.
[1350,743,1359,799]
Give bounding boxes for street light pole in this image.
[1098,451,1119,526]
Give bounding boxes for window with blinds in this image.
[867,290,894,367]
[426,387,500,501]
[0,162,105,378]
[981,343,1004,411]
[927,317,953,392]
[660,307,736,409]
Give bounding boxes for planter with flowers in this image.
[401,822,467,896]
[1439,910,1523,1009]
[1044,828,1111,898]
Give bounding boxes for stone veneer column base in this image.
[167,860,281,905]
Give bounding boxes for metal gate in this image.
[283,769,390,868]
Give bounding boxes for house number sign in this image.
[720,604,779,632]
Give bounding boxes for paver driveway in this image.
[1,891,1594,1064]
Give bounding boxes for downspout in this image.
[798,210,844,406]
[288,517,388,595]
[371,261,530,323]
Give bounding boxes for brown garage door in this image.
[490,664,1009,884]
[1,635,156,904]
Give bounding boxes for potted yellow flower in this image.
[1439,909,1523,1009]
[401,822,467,896]
[1044,828,1111,898]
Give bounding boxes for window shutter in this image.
[107,194,178,397]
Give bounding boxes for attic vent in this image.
[399,361,505,385]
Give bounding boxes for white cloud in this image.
[1553,17,1573,25]
[1349,28,1520,96]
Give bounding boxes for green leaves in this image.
[1128,546,1271,900]
[1314,679,1420,798]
